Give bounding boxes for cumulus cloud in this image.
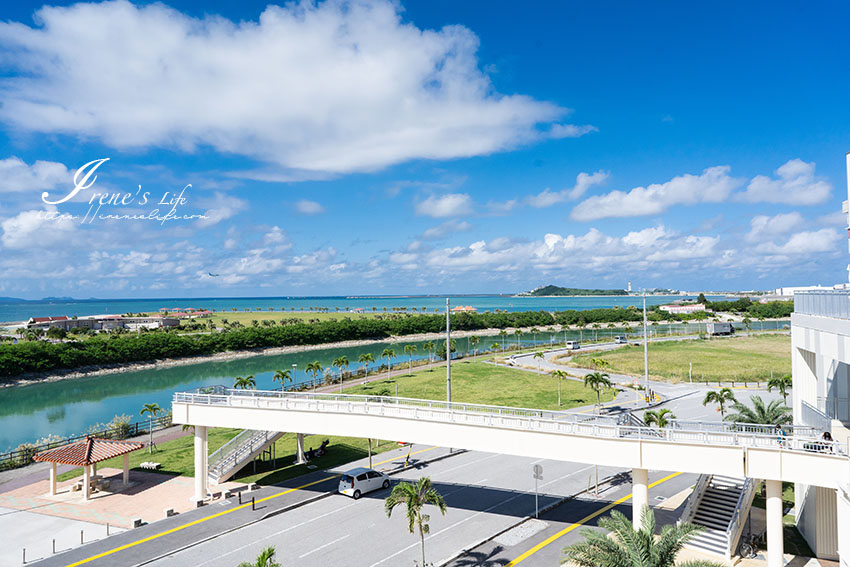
[526,170,608,208]
[746,212,803,241]
[570,166,742,221]
[415,193,474,218]
[0,0,564,175]
[738,159,831,205]
[195,192,249,228]
[0,157,69,193]
[548,124,598,139]
[0,207,78,249]
[758,229,841,255]
[295,199,325,214]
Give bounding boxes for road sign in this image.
[532,464,543,518]
[533,464,543,480]
[632,379,640,387]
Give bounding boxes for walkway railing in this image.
[668,419,820,437]
[173,389,847,456]
[208,429,281,483]
[795,290,850,320]
[726,477,758,558]
[678,473,710,525]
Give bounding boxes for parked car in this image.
[338,467,390,499]
[564,340,580,350]
[614,335,628,344]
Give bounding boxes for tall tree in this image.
[333,355,349,392]
[644,408,676,428]
[499,329,508,351]
[272,369,292,391]
[140,403,161,454]
[385,477,447,567]
[552,369,568,407]
[381,348,395,379]
[403,344,417,375]
[533,351,545,374]
[724,395,792,425]
[305,361,323,386]
[358,352,374,378]
[583,371,612,408]
[233,375,256,390]
[767,374,792,405]
[469,335,480,357]
[422,341,435,370]
[563,506,723,567]
[702,388,736,418]
[490,342,500,352]
[514,329,523,349]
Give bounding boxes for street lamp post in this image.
[446,298,451,403]
[642,290,649,403]
[292,363,297,388]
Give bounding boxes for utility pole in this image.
[446,298,451,403]
[643,289,649,403]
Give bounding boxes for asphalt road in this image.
[143,451,624,567]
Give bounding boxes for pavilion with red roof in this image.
[33,437,144,501]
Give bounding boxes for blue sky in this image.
[0,0,848,299]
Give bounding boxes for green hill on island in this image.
[524,285,628,296]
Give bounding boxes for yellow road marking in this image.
[65,446,438,567]
[505,471,682,566]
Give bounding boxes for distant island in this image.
[520,285,629,297]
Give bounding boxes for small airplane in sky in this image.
[208,272,220,277]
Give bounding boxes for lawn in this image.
[58,431,396,487]
[566,335,790,383]
[342,360,617,410]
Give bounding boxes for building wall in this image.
[838,484,850,567]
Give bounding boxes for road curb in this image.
[131,447,467,567]
[435,471,622,567]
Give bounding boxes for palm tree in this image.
[469,335,480,357]
[306,361,323,386]
[233,375,256,390]
[724,395,792,425]
[533,351,545,374]
[499,329,508,351]
[490,342,500,352]
[403,344,417,375]
[333,355,349,392]
[644,408,676,428]
[742,317,752,333]
[237,545,280,567]
[514,329,523,350]
[552,369,568,407]
[583,371,612,407]
[358,352,374,378]
[563,506,723,567]
[385,477,447,567]
[530,327,540,346]
[272,369,292,391]
[767,374,792,404]
[140,403,161,454]
[589,357,609,370]
[422,341,435,370]
[381,348,395,379]
[702,387,736,418]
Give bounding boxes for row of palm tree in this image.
[701,386,792,425]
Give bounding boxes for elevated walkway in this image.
[207,429,284,484]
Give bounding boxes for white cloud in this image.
[415,193,474,218]
[485,199,518,215]
[195,192,248,228]
[0,0,563,175]
[527,170,608,208]
[570,166,741,221]
[295,199,325,214]
[738,159,831,205]
[756,228,841,256]
[0,207,78,249]
[548,124,598,139]
[746,212,803,241]
[420,220,472,240]
[263,226,291,247]
[0,156,69,193]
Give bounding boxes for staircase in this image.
[680,475,756,559]
[208,430,284,484]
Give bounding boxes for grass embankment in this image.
[60,362,611,485]
[564,335,790,383]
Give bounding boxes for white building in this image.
[658,303,706,314]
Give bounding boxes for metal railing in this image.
[678,473,710,526]
[795,290,850,320]
[208,429,280,482]
[726,477,758,559]
[173,389,848,456]
[667,419,819,437]
[801,400,833,432]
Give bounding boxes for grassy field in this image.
[567,335,790,383]
[343,360,617,410]
[58,431,395,486]
[58,362,606,485]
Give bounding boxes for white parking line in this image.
[298,534,350,559]
[440,452,501,474]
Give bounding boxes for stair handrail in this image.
[725,477,757,559]
[208,429,260,470]
[209,430,278,481]
[678,473,711,525]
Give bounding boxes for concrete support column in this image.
[766,479,785,567]
[295,433,307,464]
[193,425,208,503]
[92,462,97,476]
[83,465,91,502]
[122,454,130,486]
[632,468,649,530]
[49,462,57,496]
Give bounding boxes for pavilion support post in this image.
[193,426,208,503]
[632,468,649,530]
[92,462,97,477]
[122,454,130,486]
[49,462,57,496]
[83,465,91,502]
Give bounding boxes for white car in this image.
[565,340,580,350]
[614,335,628,344]
[338,467,390,499]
